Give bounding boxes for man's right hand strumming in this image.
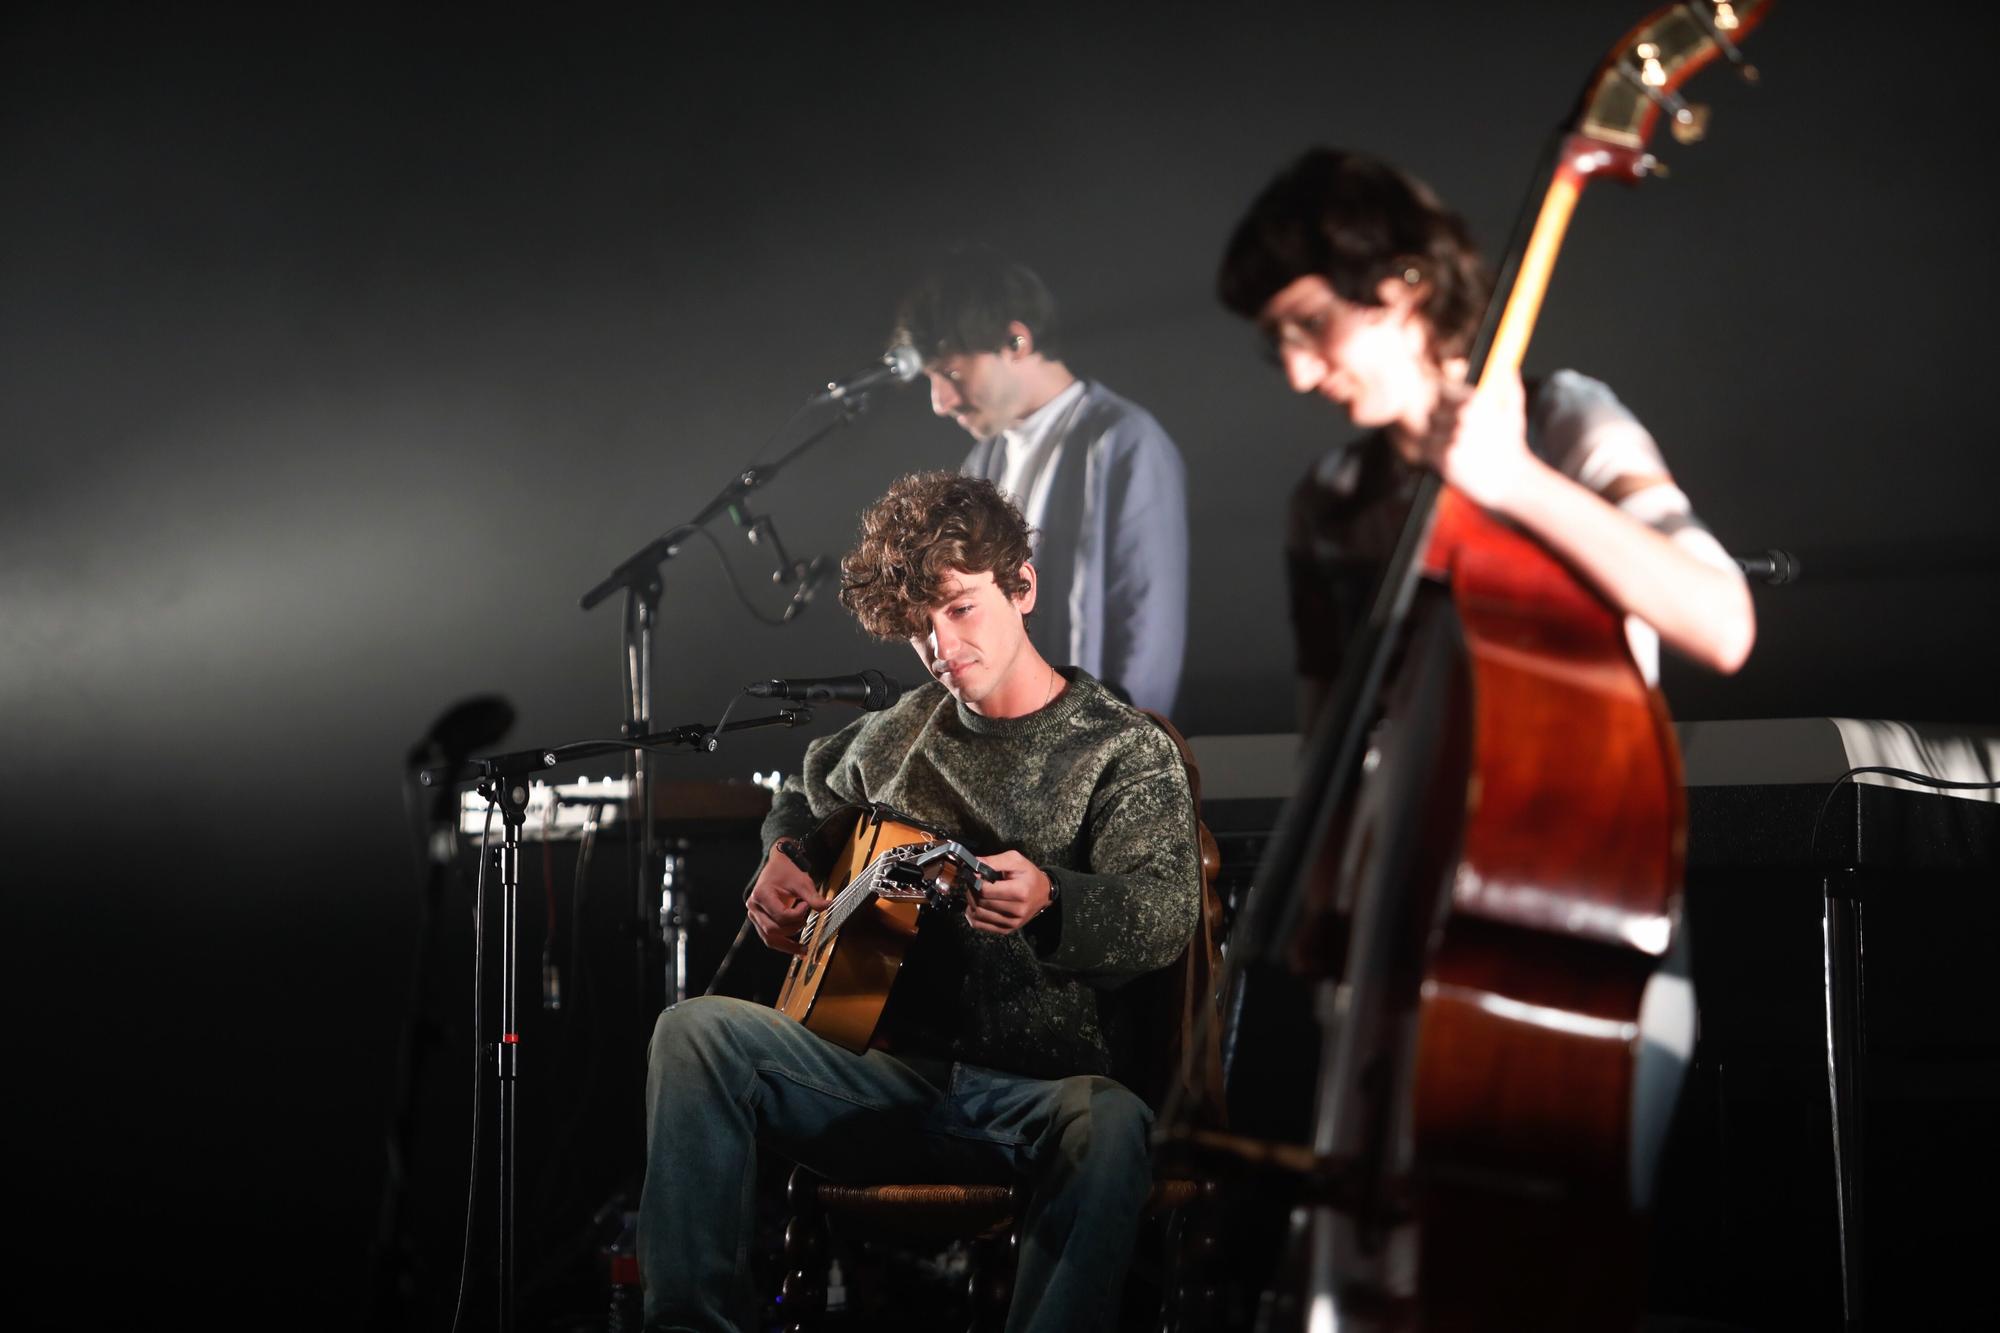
[746,840,833,957]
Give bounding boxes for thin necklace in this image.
[1042,667,1059,710]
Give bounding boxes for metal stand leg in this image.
[1822,873,1866,1331]
[474,772,533,1333]
[624,584,661,1032]
[660,842,691,1006]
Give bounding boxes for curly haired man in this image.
[637,472,1203,1333]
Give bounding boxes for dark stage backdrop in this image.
[6,2,1995,1327]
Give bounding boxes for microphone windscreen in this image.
[409,694,515,767]
[860,669,906,710]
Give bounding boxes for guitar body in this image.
[773,811,948,1053]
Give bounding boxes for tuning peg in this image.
[1670,104,1711,145]
[1621,48,1711,145]
[1685,1,1759,83]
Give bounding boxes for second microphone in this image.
[745,670,906,711]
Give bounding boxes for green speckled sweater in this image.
[762,668,1201,1087]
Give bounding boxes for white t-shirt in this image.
[992,379,1088,535]
[1526,370,1742,684]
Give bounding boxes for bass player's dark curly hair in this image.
[1217,147,1492,361]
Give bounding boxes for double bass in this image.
[1171,4,1773,1327]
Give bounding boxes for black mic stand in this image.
[365,699,516,1332]
[571,390,879,1330]
[577,393,877,1015]
[422,742,554,1333]
[419,707,811,1332]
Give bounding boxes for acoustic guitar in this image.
[772,804,997,1052]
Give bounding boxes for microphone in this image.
[405,694,515,771]
[406,694,515,862]
[1734,548,1801,586]
[809,344,923,406]
[780,556,832,624]
[745,669,905,710]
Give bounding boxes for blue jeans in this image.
[641,995,1154,1333]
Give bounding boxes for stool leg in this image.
[781,1167,827,1333]
[1165,1182,1222,1333]
[967,1225,1016,1333]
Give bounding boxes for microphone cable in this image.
[660,524,806,628]
[449,797,497,1333]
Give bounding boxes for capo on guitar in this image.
[876,839,1000,910]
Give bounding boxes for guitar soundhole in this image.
[796,911,824,985]
[811,918,842,982]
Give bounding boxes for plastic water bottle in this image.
[604,1209,642,1333]
[826,1256,847,1316]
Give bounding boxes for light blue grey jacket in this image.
[961,381,1188,716]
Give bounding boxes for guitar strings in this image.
[797,856,885,947]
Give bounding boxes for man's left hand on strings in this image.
[964,849,1054,935]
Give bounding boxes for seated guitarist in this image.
[639,470,1204,1333]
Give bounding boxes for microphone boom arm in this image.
[581,345,917,612]
[580,414,850,612]
[417,705,818,788]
